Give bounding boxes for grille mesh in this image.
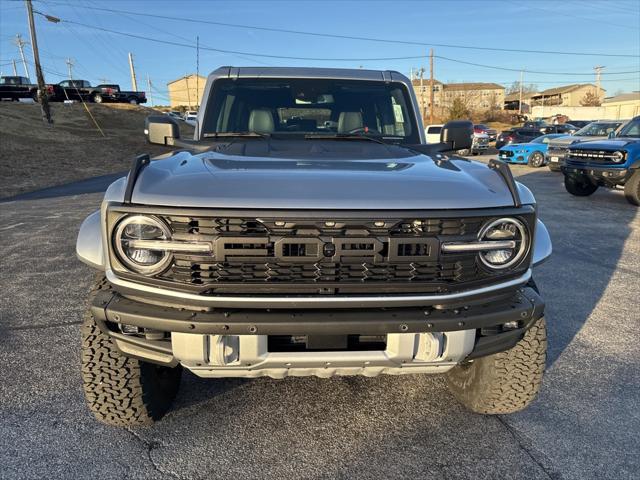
[158,215,488,289]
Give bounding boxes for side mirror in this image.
[608,131,615,139]
[145,115,180,145]
[440,120,473,151]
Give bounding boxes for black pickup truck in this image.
[0,76,37,101]
[91,84,147,104]
[45,80,147,104]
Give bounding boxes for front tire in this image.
[93,93,103,104]
[624,170,640,206]
[564,173,598,196]
[446,317,546,414]
[528,151,545,168]
[81,276,182,426]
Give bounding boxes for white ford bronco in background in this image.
[77,67,551,426]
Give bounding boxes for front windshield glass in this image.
[574,122,621,136]
[617,119,640,138]
[202,78,419,143]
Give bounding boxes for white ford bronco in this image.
[77,67,551,426]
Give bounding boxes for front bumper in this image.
[91,285,545,377]
[562,165,631,184]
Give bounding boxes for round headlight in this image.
[612,151,625,163]
[113,215,172,275]
[478,218,528,270]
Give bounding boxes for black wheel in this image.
[82,276,182,426]
[564,173,598,196]
[528,151,545,168]
[93,93,103,104]
[624,170,640,206]
[128,97,138,105]
[457,149,470,156]
[445,317,546,414]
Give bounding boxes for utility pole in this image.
[25,0,52,124]
[14,34,30,79]
[65,57,74,80]
[128,52,138,91]
[147,74,153,107]
[594,65,604,103]
[12,59,18,76]
[518,69,524,115]
[196,35,199,109]
[185,75,191,109]
[429,49,435,124]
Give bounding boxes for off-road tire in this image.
[564,173,598,196]
[81,276,182,426]
[445,317,546,414]
[528,151,544,168]
[624,170,640,206]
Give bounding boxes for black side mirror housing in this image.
[145,115,180,145]
[440,120,473,151]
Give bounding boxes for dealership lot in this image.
[0,158,637,479]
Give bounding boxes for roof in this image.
[443,82,504,91]
[206,66,410,83]
[532,83,602,97]
[411,78,443,86]
[167,73,207,86]
[504,91,538,102]
[603,92,640,104]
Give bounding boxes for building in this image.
[530,84,606,107]
[411,78,444,121]
[602,92,640,119]
[504,91,537,113]
[441,82,505,111]
[410,79,504,120]
[167,74,206,108]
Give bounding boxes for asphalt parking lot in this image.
[1,157,638,480]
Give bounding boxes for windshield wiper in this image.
[304,133,397,145]
[203,132,269,139]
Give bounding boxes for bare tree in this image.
[506,81,538,95]
[580,90,602,107]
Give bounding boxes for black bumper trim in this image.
[91,286,544,337]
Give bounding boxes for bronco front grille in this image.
[566,149,620,165]
[108,208,534,295]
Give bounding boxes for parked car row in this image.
[495,117,640,206]
[0,75,147,104]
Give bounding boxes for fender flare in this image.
[532,219,552,267]
[76,210,105,270]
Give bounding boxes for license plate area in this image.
[268,334,387,352]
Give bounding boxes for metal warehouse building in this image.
[167,74,206,108]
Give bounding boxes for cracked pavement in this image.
[1,160,638,479]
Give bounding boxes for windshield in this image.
[574,122,621,136]
[617,118,640,138]
[202,78,419,143]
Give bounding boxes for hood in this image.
[571,139,639,151]
[550,135,607,146]
[131,141,520,209]
[500,143,531,150]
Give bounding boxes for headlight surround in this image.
[113,215,173,275]
[477,217,529,270]
[612,151,626,163]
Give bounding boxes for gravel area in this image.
[0,158,638,479]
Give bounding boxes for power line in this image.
[435,55,640,76]
[56,18,640,67]
[37,1,640,58]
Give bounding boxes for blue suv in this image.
[562,116,640,206]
